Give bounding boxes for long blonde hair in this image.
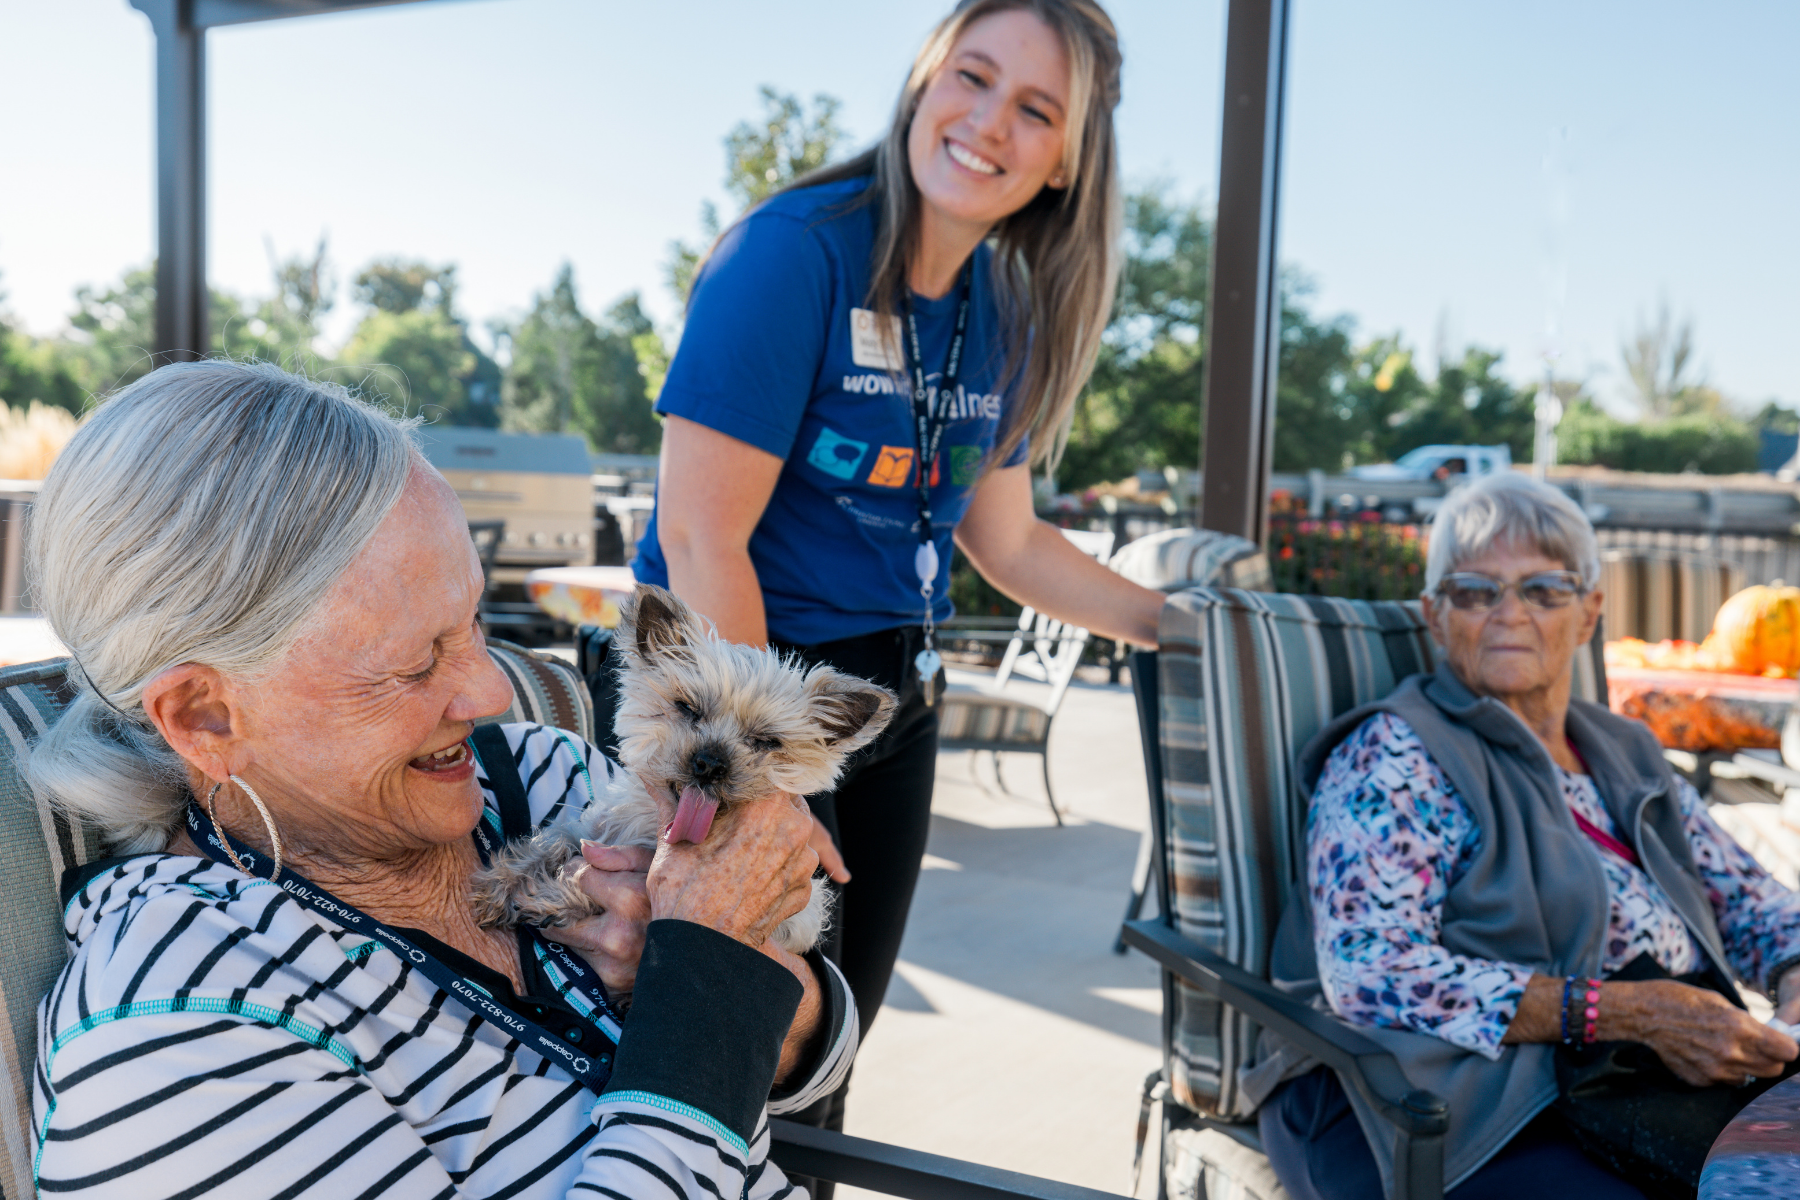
[736,0,1123,475]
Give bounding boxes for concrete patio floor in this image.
[834,665,1161,1200]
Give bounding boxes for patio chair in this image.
[1112,530,1274,944]
[936,528,1116,825]
[1107,527,1272,594]
[1119,588,1608,1200]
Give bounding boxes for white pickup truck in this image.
[1350,444,1512,482]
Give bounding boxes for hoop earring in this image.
[203,775,284,882]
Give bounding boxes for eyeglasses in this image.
[1436,570,1586,611]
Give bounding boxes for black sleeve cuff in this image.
[603,919,802,1142]
[769,946,842,1102]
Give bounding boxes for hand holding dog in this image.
[535,843,653,996]
[649,788,818,947]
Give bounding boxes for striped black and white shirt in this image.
[34,723,857,1199]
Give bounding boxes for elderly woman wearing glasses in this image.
[1259,473,1800,1200]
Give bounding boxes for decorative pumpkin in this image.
[1693,584,1800,678]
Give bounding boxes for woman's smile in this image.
[409,738,475,780]
[945,137,1002,176]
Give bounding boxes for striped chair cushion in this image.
[1154,589,1607,1119]
[1110,528,1273,594]
[0,640,588,1198]
[936,692,1052,749]
[1600,550,1743,644]
[480,639,594,744]
[0,659,92,1200]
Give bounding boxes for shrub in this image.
[1557,404,1758,475]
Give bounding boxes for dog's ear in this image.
[804,668,896,754]
[621,585,701,660]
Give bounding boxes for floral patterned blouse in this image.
[1310,712,1800,1060]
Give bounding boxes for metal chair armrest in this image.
[767,1119,1130,1200]
[1122,919,1447,1199]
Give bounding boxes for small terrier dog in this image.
[470,584,895,953]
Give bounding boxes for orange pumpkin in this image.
[1694,584,1800,677]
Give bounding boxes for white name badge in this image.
[850,308,904,371]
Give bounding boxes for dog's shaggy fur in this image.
[469,584,896,953]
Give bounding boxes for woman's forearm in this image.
[1499,973,1564,1043]
[954,463,1163,646]
[665,539,770,647]
[654,414,783,647]
[962,518,1163,646]
[765,943,825,1083]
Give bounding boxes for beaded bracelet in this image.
[1578,977,1602,1044]
[1560,976,1604,1045]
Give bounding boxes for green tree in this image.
[1060,186,1212,487]
[1751,400,1800,437]
[1372,345,1537,463]
[1269,277,1367,473]
[0,271,89,413]
[502,264,664,454]
[1057,189,1377,487]
[1621,302,1725,418]
[65,263,159,395]
[667,87,848,305]
[340,308,477,419]
[248,237,335,370]
[339,258,499,425]
[1557,401,1757,475]
[354,259,457,316]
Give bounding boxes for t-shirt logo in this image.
[807,426,869,480]
[867,446,914,487]
[950,445,983,486]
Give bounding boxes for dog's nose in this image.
[689,747,729,786]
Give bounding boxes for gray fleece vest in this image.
[1261,662,1727,1197]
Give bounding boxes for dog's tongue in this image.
[668,785,720,844]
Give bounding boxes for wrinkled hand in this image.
[809,815,850,883]
[649,790,817,947]
[536,843,652,995]
[1611,979,1797,1087]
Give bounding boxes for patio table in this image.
[1701,1072,1800,1197]
[523,565,638,629]
[1607,666,1798,753]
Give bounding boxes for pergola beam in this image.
[1198,0,1291,543]
[127,0,447,362]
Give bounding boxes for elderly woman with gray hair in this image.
[1259,473,1800,1200]
[28,361,856,1199]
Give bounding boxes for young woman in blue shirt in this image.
[635,0,1163,1151]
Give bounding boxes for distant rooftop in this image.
[414,426,591,476]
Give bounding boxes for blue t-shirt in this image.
[634,176,1026,645]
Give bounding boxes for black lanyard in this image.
[901,262,973,565]
[183,800,620,1094]
[900,264,972,704]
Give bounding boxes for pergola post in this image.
[131,0,209,362]
[1198,0,1290,544]
[127,0,437,366]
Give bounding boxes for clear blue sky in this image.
[3,0,1795,415]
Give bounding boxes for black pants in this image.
[1259,1067,1649,1200]
[771,625,942,1200]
